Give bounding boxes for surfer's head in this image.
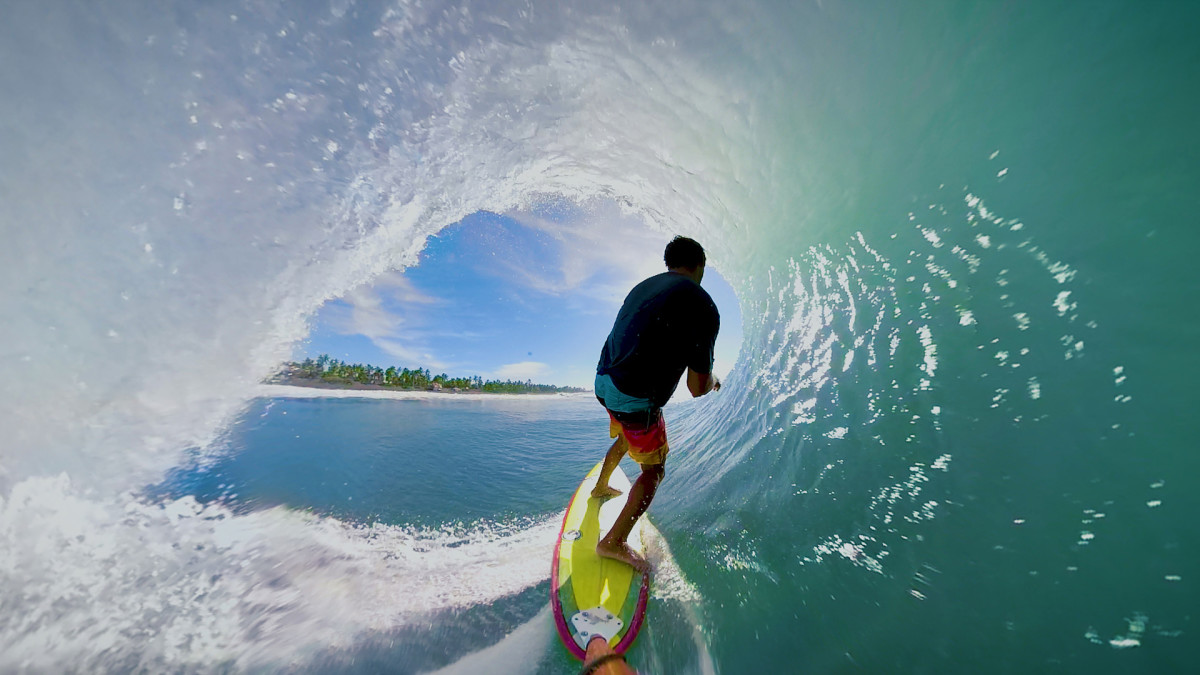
[665,236,706,283]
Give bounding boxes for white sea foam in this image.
[643,521,718,675]
[0,473,559,671]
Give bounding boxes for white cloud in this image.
[342,286,399,340]
[491,361,550,381]
[503,201,671,308]
[372,337,448,370]
[375,271,439,305]
[329,272,450,369]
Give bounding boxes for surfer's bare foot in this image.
[591,485,623,500]
[596,539,650,573]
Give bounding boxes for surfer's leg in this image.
[591,436,626,499]
[596,463,663,572]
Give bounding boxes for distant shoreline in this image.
[272,376,441,393]
[261,374,590,396]
[272,357,589,395]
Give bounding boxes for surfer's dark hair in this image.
[664,236,706,269]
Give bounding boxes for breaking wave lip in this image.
[0,473,560,672]
[2,0,756,496]
[2,0,761,667]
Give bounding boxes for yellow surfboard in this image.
[551,461,650,660]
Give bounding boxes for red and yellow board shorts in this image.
[608,409,669,466]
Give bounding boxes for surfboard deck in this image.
[551,461,650,660]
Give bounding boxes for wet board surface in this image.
[551,461,650,660]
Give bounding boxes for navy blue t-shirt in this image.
[597,271,720,409]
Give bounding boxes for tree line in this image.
[279,354,587,394]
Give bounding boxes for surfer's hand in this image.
[711,376,721,392]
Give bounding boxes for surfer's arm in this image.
[684,295,721,398]
[687,368,720,397]
[686,306,720,397]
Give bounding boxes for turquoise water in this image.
[163,396,605,527]
[3,0,1199,672]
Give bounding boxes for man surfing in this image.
[592,236,722,572]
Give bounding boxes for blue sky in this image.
[299,204,742,389]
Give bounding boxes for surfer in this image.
[592,236,721,572]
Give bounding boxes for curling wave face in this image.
[2,0,1195,671]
